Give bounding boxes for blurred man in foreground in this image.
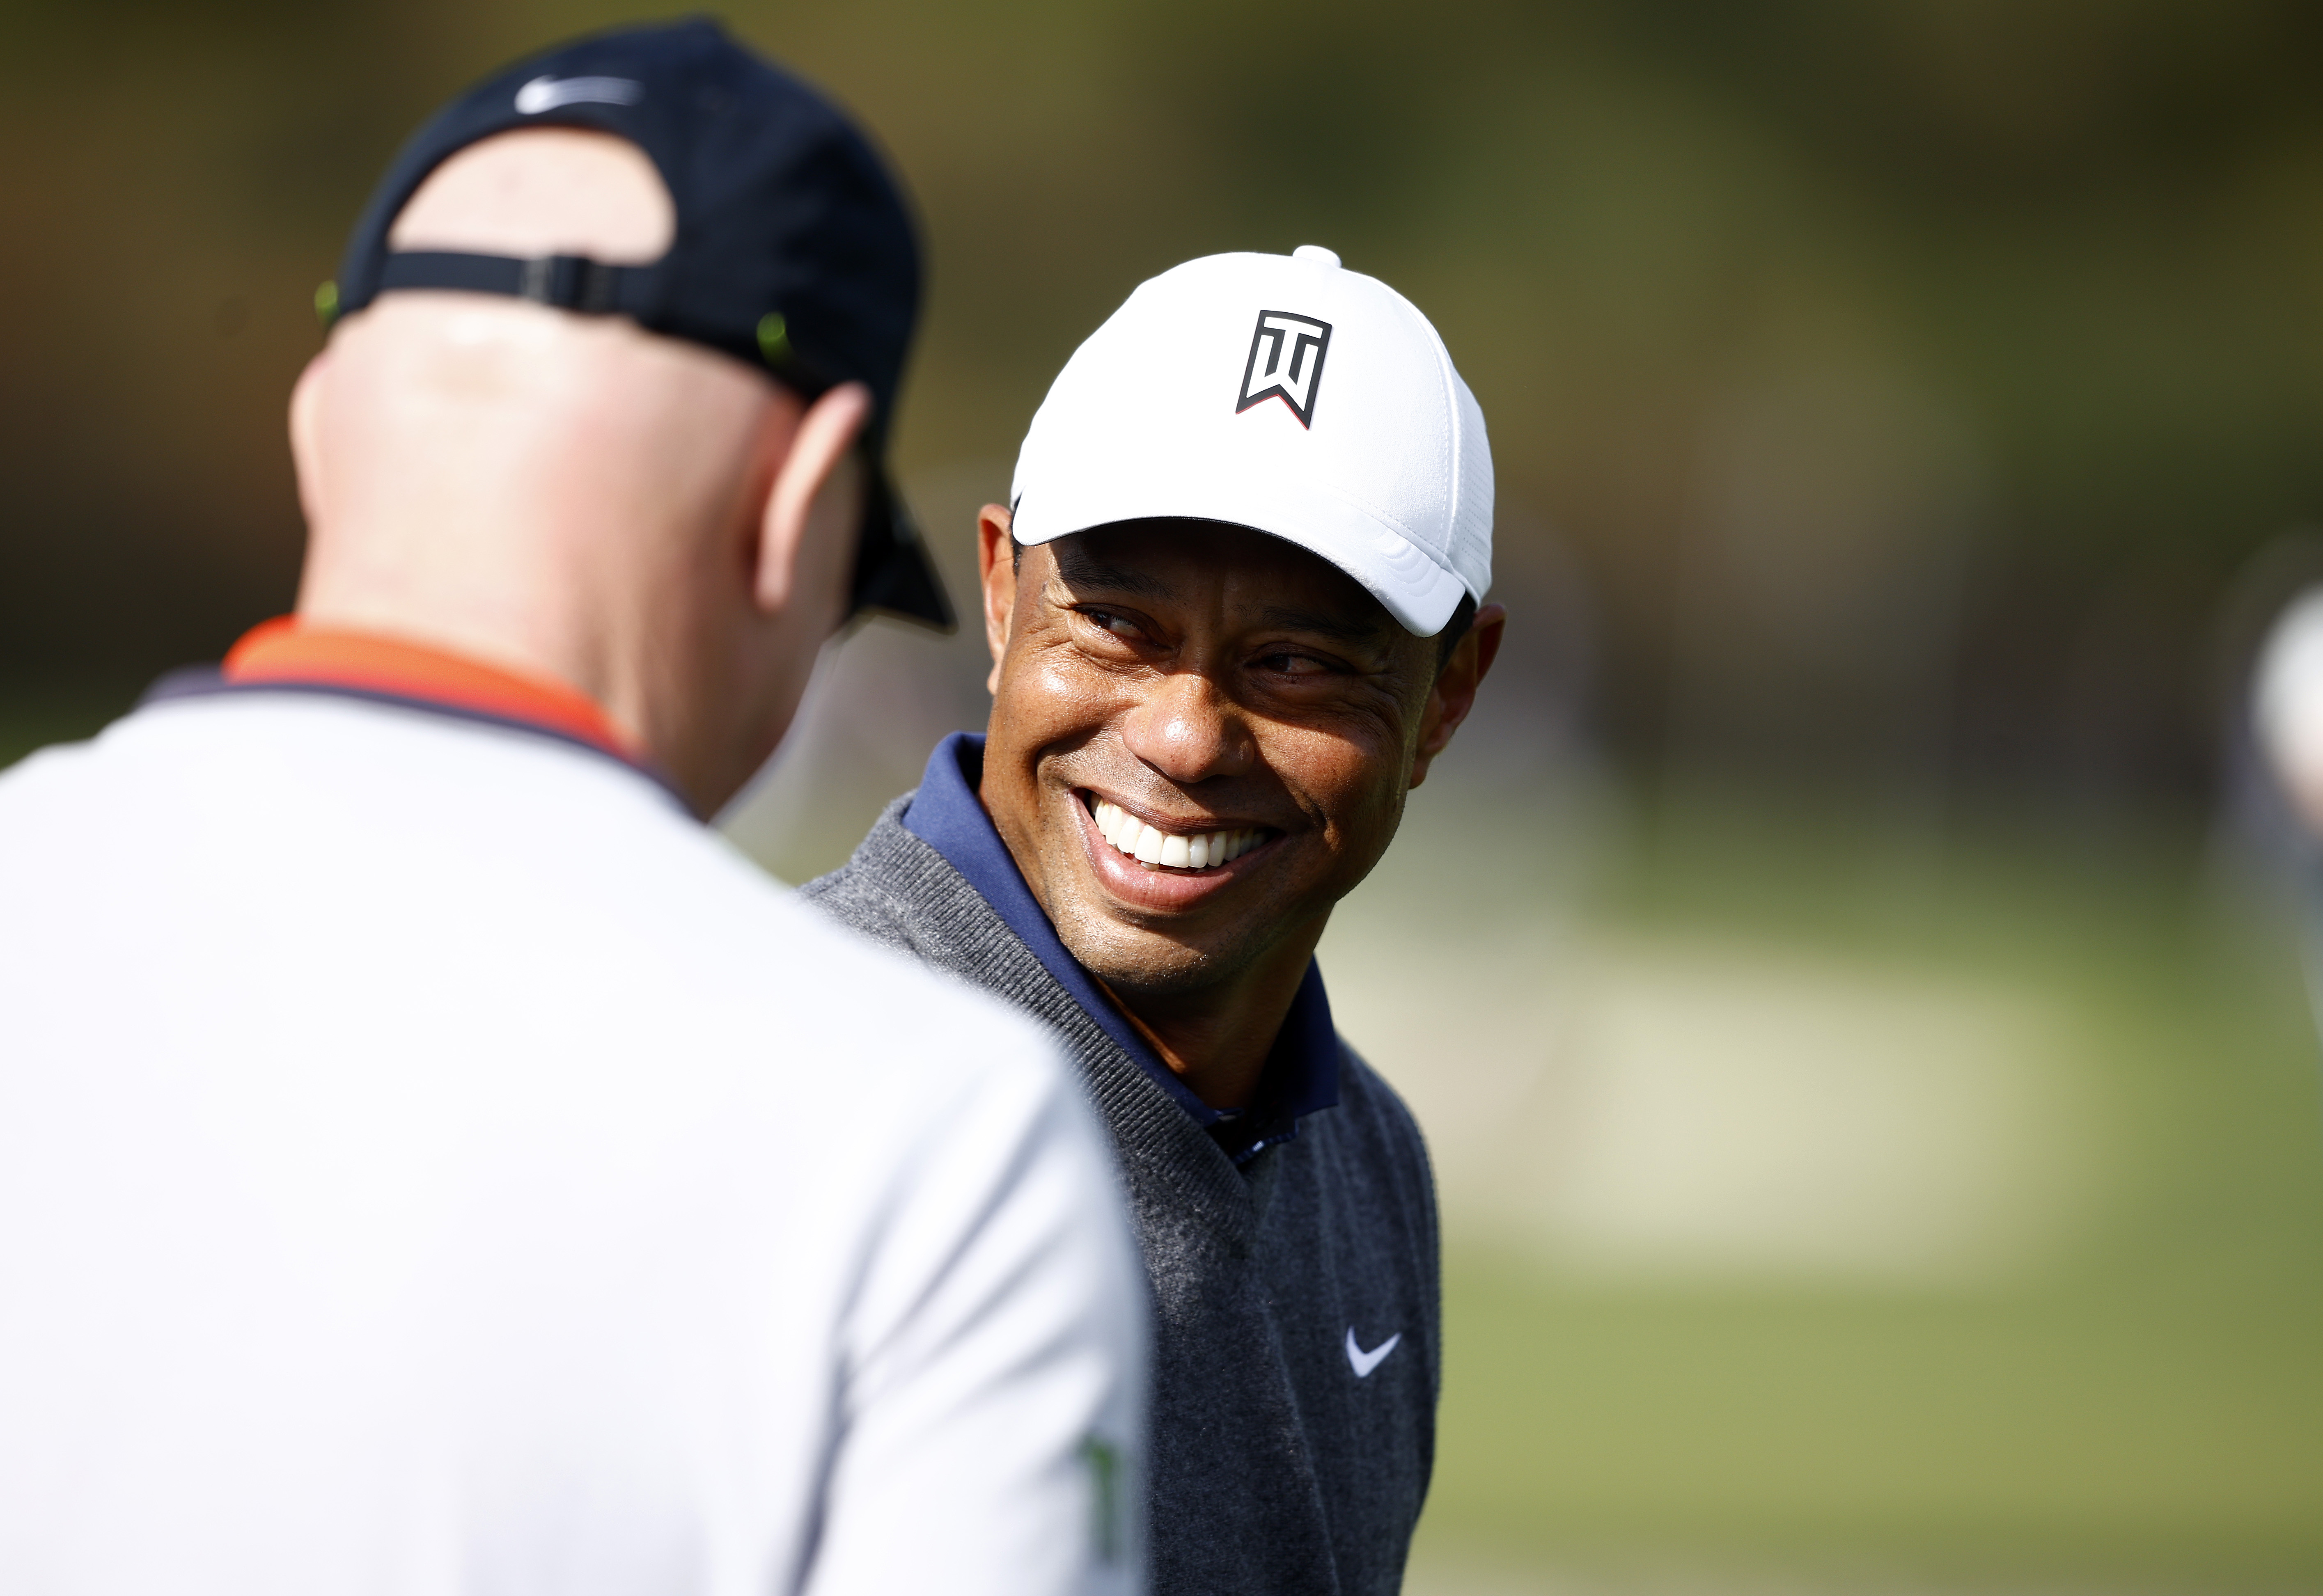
[0,22,1144,1594]
[2257,589,2323,838]
[2252,587,2323,1031]
[807,247,1504,1595]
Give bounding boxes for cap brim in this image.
[1012,479,1469,636]
[848,466,955,631]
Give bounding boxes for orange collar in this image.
[223,618,636,763]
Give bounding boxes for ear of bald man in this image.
[286,127,873,817]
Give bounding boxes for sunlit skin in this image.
[976,506,1505,1111]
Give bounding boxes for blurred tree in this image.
[4,0,2321,809]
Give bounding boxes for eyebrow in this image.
[1047,548,1394,647]
[1047,553,1179,603]
[1255,605,1394,646]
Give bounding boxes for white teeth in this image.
[1089,799,1261,872]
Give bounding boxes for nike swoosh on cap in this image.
[514,75,643,114]
[1345,1328,1401,1378]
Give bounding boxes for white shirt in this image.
[0,690,1146,1596]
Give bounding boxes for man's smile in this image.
[1087,792,1272,870]
[1071,788,1284,910]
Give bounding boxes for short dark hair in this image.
[1013,534,1477,673]
[1433,593,1479,674]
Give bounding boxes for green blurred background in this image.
[10,2,2323,1590]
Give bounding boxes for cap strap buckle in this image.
[519,253,620,313]
[374,250,657,319]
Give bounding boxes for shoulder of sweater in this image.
[800,799,972,965]
[797,803,1222,1179]
[1321,1036,1441,1289]
[798,795,924,920]
[799,793,914,895]
[796,798,1046,985]
[1327,1038,1431,1163]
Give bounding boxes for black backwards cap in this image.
[330,16,952,629]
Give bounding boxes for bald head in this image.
[289,128,871,815]
[387,126,674,261]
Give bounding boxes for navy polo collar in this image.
[902,732,1339,1162]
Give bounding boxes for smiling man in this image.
[805,246,1504,1596]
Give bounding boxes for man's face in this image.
[978,515,1494,1000]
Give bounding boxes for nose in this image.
[1119,669,1253,787]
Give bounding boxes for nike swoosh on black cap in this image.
[326,16,953,630]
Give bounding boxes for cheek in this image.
[1000,642,1119,746]
[1268,717,1411,838]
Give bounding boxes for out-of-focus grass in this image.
[1355,776,2323,1591]
[1429,1274,2323,1587]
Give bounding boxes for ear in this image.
[287,350,331,535]
[1408,602,1506,790]
[754,381,873,620]
[976,502,1017,697]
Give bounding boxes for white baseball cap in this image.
[1009,245,1493,636]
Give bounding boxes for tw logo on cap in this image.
[1236,310,1332,428]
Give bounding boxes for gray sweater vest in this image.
[803,800,1440,1596]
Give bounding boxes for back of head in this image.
[296,128,767,662]
[289,19,949,809]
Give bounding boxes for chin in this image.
[1047,896,1249,997]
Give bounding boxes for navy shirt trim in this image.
[902,732,1339,1161]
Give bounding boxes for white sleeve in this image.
[802,1033,1148,1596]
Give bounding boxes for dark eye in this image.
[1077,607,1145,643]
[1257,650,1332,678]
